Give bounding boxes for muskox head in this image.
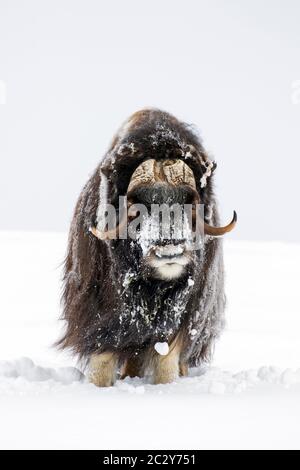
[90,109,236,281]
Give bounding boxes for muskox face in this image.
[123,181,198,281]
[91,153,236,283]
[124,158,199,280]
[90,158,201,282]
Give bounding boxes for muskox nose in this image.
[153,241,186,260]
[154,238,186,247]
[129,183,195,206]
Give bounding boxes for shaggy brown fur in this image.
[56,108,226,385]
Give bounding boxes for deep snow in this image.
[0,231,299,450]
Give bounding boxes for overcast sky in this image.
[0,0,299,241]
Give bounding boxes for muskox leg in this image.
[152,338,182,385]
[88,352,118,387]
[121,356,144,379]
[179,362,189,377]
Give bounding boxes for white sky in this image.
[0,0,299,241]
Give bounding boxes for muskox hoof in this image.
[88,352,117,387]
[179,362,189,377]
[89,376,115,387]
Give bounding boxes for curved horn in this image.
[90,201,137,240]
[191,199,237,237]
[90,213,128,240]
[127,159,156,194]
[91,158,236,240]
[203,211,237,237]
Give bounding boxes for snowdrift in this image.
[0,232,299,449]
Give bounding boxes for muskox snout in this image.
[153,242,185,258]
[145,240,191,281]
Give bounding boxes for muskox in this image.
[57,109,236,386]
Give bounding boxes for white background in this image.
[0,0,300,241]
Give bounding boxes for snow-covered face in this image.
[97,157,234,281]
[129,184,197,281]
[146,243,191,281]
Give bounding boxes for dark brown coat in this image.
[57,109,225,369]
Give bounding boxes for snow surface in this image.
[0,231,299,450]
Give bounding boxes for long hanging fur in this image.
[56,109,226,368]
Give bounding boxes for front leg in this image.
[88,352,118,387]
[179,361,189,377]
[152,338,182,384]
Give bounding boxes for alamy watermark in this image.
[91,198,207,251]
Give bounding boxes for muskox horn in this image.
[91,159,198,239]
[90,201,138,240]
[202,211,237,236]
[90,214,127,240]
[191,194,237,237]
[91,158,237,239]
[127,159,197,194]
[127,159,157,193]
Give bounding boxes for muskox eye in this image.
[185,193,195,205]
[128,205,140,219]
